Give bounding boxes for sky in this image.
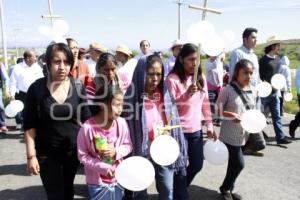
[1,0,300,52]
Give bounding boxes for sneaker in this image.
[277,137,292,145]
[220,187,233,200]
[243,149,264,157]
[16,124,22,130]
[1,126,8,132]
[231,192,242,200]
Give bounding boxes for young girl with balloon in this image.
[216,59,258,200]
[123,54,187,200]
[165,43,217,200]
[77,85,132,200]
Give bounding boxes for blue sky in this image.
[2,0,300,51]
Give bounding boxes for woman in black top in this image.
[24,43,91,200]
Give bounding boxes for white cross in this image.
[41,0,62,27]
[189,0,222,21]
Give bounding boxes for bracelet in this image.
[27,155,36,160]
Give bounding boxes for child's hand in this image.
[107,169,115,179]
[187,83,199,96]
[207,130,218,141]
[101,144,116,159]
[232,113,241,123]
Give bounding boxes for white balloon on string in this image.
[256,82,272,97]
[201,33,225,56]
[5,103,18,118]
[271,74,286,90]
[150,135,180,166]
[241,110,267,133]
[53,20,69,36]
[284,92,293,102]
[38,25,52,37]
[115,156,155,191]
[204,139,228,165]
[186,20,215,45]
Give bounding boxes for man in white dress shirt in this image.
[115,44,137,87]
[134,40,151,61]
[85,42,107,77]
[164,39,183,78]
[9,50,44,128]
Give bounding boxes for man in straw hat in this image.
[164,39,183,78]
[259,36,292,145]
[115,44,137,90]
[85,42,107,77]
[229,27,260,87]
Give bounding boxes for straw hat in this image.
[87,42,107,53]
[170,39,183,50]
[265,36,281,47]
[116,44,132,57]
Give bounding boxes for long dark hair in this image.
[231,59,253,83]
[171,43,204,88]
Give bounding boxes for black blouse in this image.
[24,77,91,155]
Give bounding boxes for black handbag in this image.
[230,83,266,151]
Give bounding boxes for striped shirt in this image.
[217,83,258,146]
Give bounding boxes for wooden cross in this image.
[41,0,62,27]
[189,0,222,21]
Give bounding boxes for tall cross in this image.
[41,0,62,27]
[189,0,222,21]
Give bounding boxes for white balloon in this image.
[53,20,69,36]
[256,82,272,97]
[204,139,228,165]
[284,92,293,102]
[241,110,267,133]
[10,100,24,112]
[115,156,155,191]
[271,74,286,90]
[5,103,18,118]
[38,25,52,37]
[201,33,225,56]
[186,21,215,44]
[150,135,180,166]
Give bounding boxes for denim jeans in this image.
[261,92,286,141]
[88,183,123,200]
[173,130,204,200]
[0,89,5,127]
[132,161,174,200]
[220,143,245,191]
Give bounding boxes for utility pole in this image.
[175,0,183,39]
[0,0,8,68]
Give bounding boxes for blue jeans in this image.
[173,130,204,200]
[0,89,6,127]
[261,92,286,142]
[220,143,245,191]
[88,183,123,200]
[133,161,174,200]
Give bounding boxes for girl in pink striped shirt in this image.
[77,85,132,200]
[165,43,217,200]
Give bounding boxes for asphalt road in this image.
[0,114,300,200]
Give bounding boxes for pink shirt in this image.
[77,117,132,185]
[165,73,213,133]
[144,91,167,141]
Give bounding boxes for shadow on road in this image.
[0,184,88,200]
[148,185,221,200]
[0,163,28,176]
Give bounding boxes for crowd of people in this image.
[0,27,299,200]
